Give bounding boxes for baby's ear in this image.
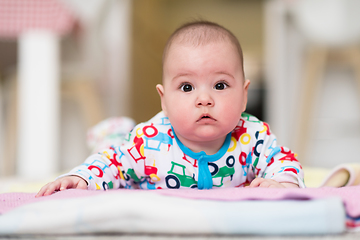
[242,79,251,112]
[156,84,167,115]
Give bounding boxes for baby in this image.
[37,21,305,197]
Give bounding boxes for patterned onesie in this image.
[63,112,305,190]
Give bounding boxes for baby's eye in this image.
[180,83,193,92]
[214,82,228,90]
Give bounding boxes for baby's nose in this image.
[196,93,214,107]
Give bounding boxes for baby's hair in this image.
[163,20,244,77]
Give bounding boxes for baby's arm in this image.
[244,120,305,188]
[247,178,299,188]
[36,176,87,197]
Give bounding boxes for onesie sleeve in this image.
[60,123,151,190]
[63,147,125,190]
[247,121,305,188]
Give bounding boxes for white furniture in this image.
[17,32,61,178]
[264,0,360,166]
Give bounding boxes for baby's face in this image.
[157,40,250,152]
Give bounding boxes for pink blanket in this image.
[1,186,360,228]
[163,186,360,217]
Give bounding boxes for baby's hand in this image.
[36,176,87,198]
[247,178,299,188]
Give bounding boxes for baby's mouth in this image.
[197,114,216,122]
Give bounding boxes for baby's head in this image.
[162,21,245,79]
[157,21,250,154]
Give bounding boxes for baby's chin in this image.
[188,129,229,143]
[172,123,231,142]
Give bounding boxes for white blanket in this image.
[0,190,345,235]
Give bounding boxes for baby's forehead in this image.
[164,39,242,71]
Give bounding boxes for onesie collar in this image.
[172,128,232,189]
[172,127,232,162]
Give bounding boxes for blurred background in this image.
[1,0,360,180]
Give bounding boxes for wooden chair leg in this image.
[295,46,328,165]
[3,75,17,176]
[0,72,3,176]
[348,45,360,109]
